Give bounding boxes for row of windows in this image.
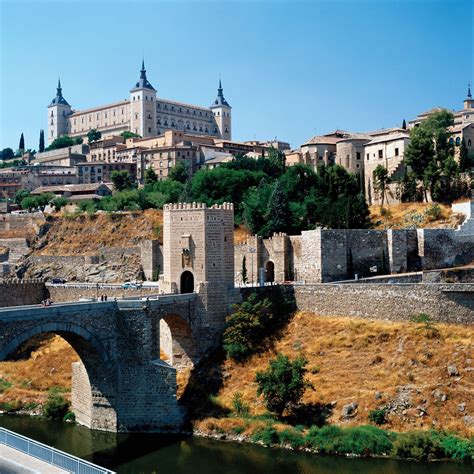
[449,137,472,147]
[132,95,154,102]
[157,103,209,118]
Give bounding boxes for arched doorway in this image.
[180,271,194,294]
[266,261,275,283]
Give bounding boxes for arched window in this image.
[455,137,461,146]
[468,139,472,147]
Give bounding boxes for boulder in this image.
[341,402,358,419]
[447,364,459,376]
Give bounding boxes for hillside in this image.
[369,202,465,230]
[192,312,473,437]
[1,313,472,437]
[33,209,163,256]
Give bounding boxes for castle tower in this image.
[210,79,232,140]
[47,78,72,144]
[463,82,474,110]
[129,60,157,138]
[161,202,234,294]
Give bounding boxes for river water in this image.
[0,415,470,474]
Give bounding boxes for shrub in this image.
[251,426,279,445]
[0,377,12,393]
[43,388,70,420]
[425,204,442,221]
[63,411,76,423]
[231,392,249,417]
[306,425,393,456]
[278,428,306,449]
[255,353,312,417]
[392,431,444,461]
[369,408,388,426]
[223,294,273,361]
[439,434,473,461]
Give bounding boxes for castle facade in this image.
[47,61,232,145]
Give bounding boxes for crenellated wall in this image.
[0,279,47,307]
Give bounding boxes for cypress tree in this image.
[459,138,470,172]
[39,129,45,153]
[242,256,248,283]
[263,180,290,237]
[402,119,407,130]
[19,133,25,151]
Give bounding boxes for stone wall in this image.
[247,283,473,325]
[140,240,163,281]
[0,279,47,307]
[0,213,44,234]
[48,285,160,302]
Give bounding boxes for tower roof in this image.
[130,59,156,92]
[48,78,70,107]
[211,78,230,108]
[467,82,472,99]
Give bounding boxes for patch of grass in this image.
[251,425,280,445]
[0,377,12,393]
[392,430,444,462]
[368,408,388,426]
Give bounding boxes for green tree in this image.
[255,353,312,417]
[120,131,141,141]
[20,196,38,211]
[144,167,158,185]
[262,180,290,237]
[52,197,68,212]
[223,294,273,361]
[19,133,25,152]
[74,137,83,145]
[241,256,248,283]
[87,129,101,144]
[372,165,391,207]
[267,147,286,178]
[14,189,30,205]
[39,130,45,153]
[169,161,189,183]
[111,170,136,191]
[46,135,75,151]
[0,148,14,161]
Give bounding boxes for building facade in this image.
[47,62,232,145]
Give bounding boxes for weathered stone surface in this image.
[447,364,459,376]
[432,389,447,402]
[341,402,358,419]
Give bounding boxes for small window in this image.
[395,148,399,156]
[356,152,361,160]
[468,139,472,147]
[455,137,461,146]
[378,150,383,159]
[148,127,151,133]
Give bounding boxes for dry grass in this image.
[233,224,250,244]
[369,202,464,230]
[2,313,472,437]
[213,312,474,436]
[35,209,163,255]
[0,335,79,406]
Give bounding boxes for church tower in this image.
[129,60,157,138]
[463,82,474,110]
[47,79,72,144]
[210,79,232,140]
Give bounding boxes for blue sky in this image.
[0,0,472,150]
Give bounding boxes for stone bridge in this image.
[0,290,229,433]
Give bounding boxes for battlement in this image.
[163,202,234,211]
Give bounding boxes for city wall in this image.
[0,279,47,307]
[245,283,473,325]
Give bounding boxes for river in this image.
[0,415,470,474]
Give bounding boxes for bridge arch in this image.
[160,313,198,371]
[0,322,117,432]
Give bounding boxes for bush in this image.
[43,388,70,420]
[231,392,249,416]
[255,353,312,417]
[425,204,442,221]
[368,408,388,425]
[223,294,273,361]
[278,427,306,449]
[392,430,444,461]
[439,434,473,461]
[306,425,393,456]
[251,425,279,445]
[0,377,12,393]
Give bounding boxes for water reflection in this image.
[0,415,470,474]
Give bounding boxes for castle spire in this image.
[131,58,155,91]
[48,77,70,107]
[211,77,230,107]
[468,82,472,99]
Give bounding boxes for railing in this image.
[0,427,115,474]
